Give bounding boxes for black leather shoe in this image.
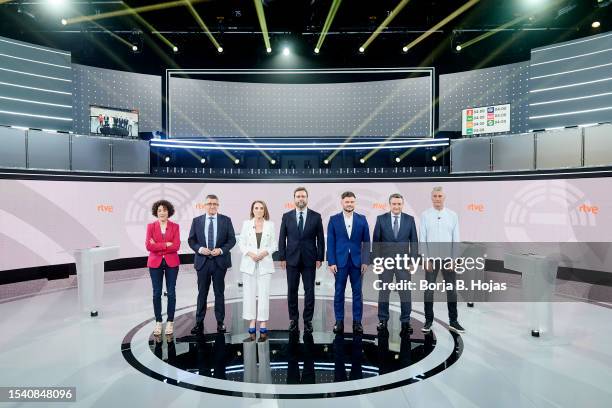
[304,321,313,334]
[190,321,204,335]
[421,320,433,333]
[377,320,388,332]
[352,321,363,334]
[333,320,344,334]
[400,322,413,337]
[288,320,299,333]
[217,321,226,333]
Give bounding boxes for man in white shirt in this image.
[419,186,465,334]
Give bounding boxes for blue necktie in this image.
[393,216,399,240]
[207,217,215,250]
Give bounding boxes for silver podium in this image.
[73,246,120,317]
[503,253,558,337]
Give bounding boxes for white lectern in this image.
[73,246,120,317]
[503,253,558,337]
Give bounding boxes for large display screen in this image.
[1,177,611,272]
[89,105,139,138]
[461,104,511,136]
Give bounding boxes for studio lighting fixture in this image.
[61,18,67,25]
[395,157,401,163]
[217,46,223,53]
[234,158,240,165]
[266,47,272,53]
[173,46,179,52]
[359,47,365,53]
[359,158,366,164]
[200,158,206,164]
[132,45,138,52]
[456,44,462,51]
[164,156,171,163]
[359,0,411,53]
[592,21,601,28]
[314,47,320,54]
[315,0,343,53]
[282,47,290,56]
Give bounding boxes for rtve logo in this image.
[372,203,388,210]
[467,203,484,212]
[195,202,207,210]
[96,204,113,213]
[578,203,599,215]
[284,202,296,209]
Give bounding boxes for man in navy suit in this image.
[373,193,418,337]
[278,187,325,334]
[188,194,236,334]
[327,191,370,334]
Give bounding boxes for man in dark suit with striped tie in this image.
[372,193,418,337]
[188,194,236,334]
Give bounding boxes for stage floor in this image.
[1,267,611,407]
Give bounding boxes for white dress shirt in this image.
[295,207,307,227]
[390,212,401,231]
[344,212,354,238]
[419,207,460,258]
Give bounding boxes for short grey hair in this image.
[431,186,443,194]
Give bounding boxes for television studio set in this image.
[1,0,612,407]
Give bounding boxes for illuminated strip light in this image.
[0,95,72,108]
[532,32,612,53]
[0,67,71,82]
[158,138,449,147]
[529,92,612,106]
[530,77,612,93]
[151,142,449,151]
[0,81,72,95]
[530,48,612,67]
[0,53,71,69]
[0,38,71,56]
[0,110,72,121]
[529,106,612,119]
[530,62,612,80]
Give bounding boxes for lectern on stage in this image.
[72,246,120,317]
[503,253,558,338]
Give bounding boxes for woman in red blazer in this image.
[146,200,181,336]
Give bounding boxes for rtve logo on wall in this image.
[96,204,113,213]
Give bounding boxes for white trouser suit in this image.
[239,219,277,321]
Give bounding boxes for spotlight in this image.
[200,158,206,164]
[217,46,223,53]
[455,44,462,51]
[592,21,601,28]
[314,47,320,54]
[359,47,365,53]
[270,159,276,165]
[234,158,240,165]
[132,45,138,52]
[266,47,272,53]
[395,157,401,163]
[359,158,365,164]
[61,18,67,25]
[172,46,179,53]
[323,159,329,165]
[164,156,171,163]
[432,155,438,162]
[282,47,290,56]
[402,46,408,52]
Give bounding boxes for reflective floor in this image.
[2,267,612,407]
[145,300,445,386]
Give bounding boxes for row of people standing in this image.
[145,186,464,338]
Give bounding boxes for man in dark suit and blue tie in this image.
[327,191,370,334]
[188,194,236,334]
[373,193,418,337]
[278,187,325,334]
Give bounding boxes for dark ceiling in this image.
[0,0,609,75]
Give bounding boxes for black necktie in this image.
[207,217,215,250]
[298,212,304,235]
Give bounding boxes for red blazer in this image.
[146,220,181,268]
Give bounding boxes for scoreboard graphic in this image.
[461,104,511,136]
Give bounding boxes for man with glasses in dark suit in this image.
[188,194,236,335]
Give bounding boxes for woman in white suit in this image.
[239,200,277,342]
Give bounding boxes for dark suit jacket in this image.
[188,214,236,271]
[278,208,325,267]
[327,212,370,268]
[372,212,418,259]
